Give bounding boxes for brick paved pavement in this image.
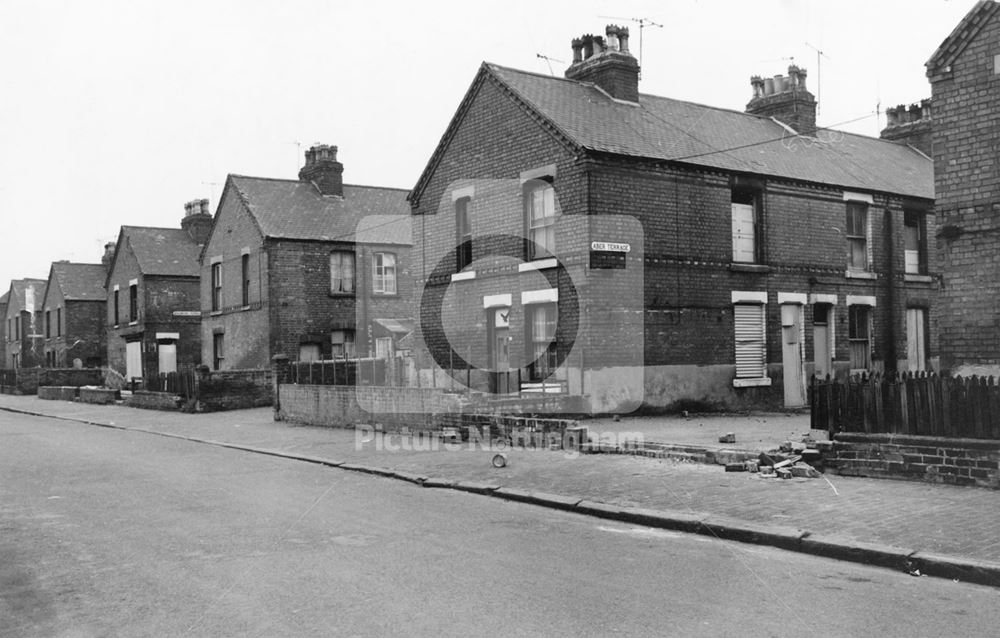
[3,395,1000,563]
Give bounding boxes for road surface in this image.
[2,410,998,637]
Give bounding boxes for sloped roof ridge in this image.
[927,0,999,75]
[231,173,410,193]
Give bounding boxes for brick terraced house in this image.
[105,203,209,381]
[407,26,937,413]
[926,0,1000,376]
[0,290,7,367]
[40,261,107,368]
[200,144,413,369]
[3,278,47,368]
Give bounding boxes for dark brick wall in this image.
[196,368,273,411]
[4,284,46,368]
[823,432,1000,489]
[931,13,1000,370]
[201,188,414,368]
[0,300,6,367]
[409,68,937,410]
[43,292,105,368]
[106,241,201,376]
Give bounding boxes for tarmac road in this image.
[2,409,999,637]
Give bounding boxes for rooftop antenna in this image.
[805,42,831,117]
[289,140,302,174]
[201,181,221,203]
[598,16,663,76]
[536,53,565,76]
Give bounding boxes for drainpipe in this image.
[884,207,897,373]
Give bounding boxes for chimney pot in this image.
[746,65,817,135]
[605,25,619,51]
[618,26,630,53]
[298,143,344,196]
[571,38,583,63]
[565,26,639,102]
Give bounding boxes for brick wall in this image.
[822,432,1000,489]
[408,68,937,412]
[45,298,105,368]
[196,368,273,411]
[931,12,1000,370]
[276,383,466,430]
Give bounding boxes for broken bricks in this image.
[718,432,736,444]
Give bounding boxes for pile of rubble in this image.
[719,433,824,479]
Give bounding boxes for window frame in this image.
[372,252,397,295]
[211,262,223,312]
[212,332,224,370]
[846,201,870,271]
[526,302,558,382]
[524,179,557,262]
[455,196,473,272]
[848,305,872,371]
[241,253,251,307]
[903,210,926,275]
[113,289,120,326]
[45,310,51,339]
[330,330,356,358]
[56,307,61,337]
[128,284,138,323]
[329,251,356,295]
[731,187,762,264]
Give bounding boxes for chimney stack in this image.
[298,143,344,196]
[181,198,213,246]
[564,25,640,103]
[880,98,933,157]
[746,64,817,135]
[101,242,116,269]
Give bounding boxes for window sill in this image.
[210,311,222,317]
[372,293,399,298]
[519,258,558,272]
[451,271,476,282]
[904,273,933,283]
[845,270,876,280]
[733,377,772,388]
[328,292,356,298]
[128,321,138,326]
[729,263,770,273]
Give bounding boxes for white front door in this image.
[781,304,806,407]
[813,304,832,379]
[125,340,143,381]
[906,308,927,372]
[158,342,177,374]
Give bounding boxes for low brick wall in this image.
[276,384,583,447]
[1,368,104,395]
[196,369,272,412]
[79,387,120,404]
[276,384,466,430]
[41,368,104,387]
[822,432,1000,489]
[38,386,79,401]
[125,391,182,411]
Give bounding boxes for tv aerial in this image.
[598,16,663,74]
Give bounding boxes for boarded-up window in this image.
[904,212,923,274]
[734,303,766,378]
[731,202,756,263]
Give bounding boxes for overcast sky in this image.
[0,0,973,289]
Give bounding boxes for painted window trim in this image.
[518,258,558,272]
[521,288,558,305]
[483,294,512,309]
[777,292,807,305]
[451,185,475,201]
[846,295,877,307]
[450,271,476,282]
[843,191,874,204]
[809,293,837,305]
[731,290,767,304]
[519,164,557,184]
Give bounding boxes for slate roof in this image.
[121,226,201,277]
[0,290,8,306]
[49,262,107,301]
[484,64,932,200]
[927,0,999,77]
[228,176,411,244]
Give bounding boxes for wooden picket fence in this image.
[811,371,1000,440]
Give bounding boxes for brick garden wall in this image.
[196,368,273,411]
[822,432,1000,489]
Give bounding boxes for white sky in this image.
[0,0,973,288]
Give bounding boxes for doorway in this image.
[781,304,806,407]
[125,340,142,381]
[906,307,927,372]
